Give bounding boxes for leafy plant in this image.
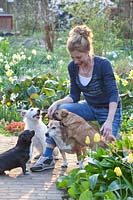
[56,130,133,199]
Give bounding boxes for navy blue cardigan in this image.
[68,56,120,106]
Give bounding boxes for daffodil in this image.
[32,49,37,55]
[94,133,101,143]
[58,60,64,65]
[47,54,52,60]
[8,77,14,83]
[6,69,13,77]
[28,56,31,61]
[122,79,128,86]
[65,80,70,87]
[6,101,11,106]
[5,63,10,70]
[127,153,133,164]
[114,73,120,83]
[129,70,133,76]
[85,136,90,145]
[114,167,122,177]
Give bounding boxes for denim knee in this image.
[46,137,56,145]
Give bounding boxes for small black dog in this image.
[0,130,35,175]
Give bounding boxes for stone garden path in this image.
[0,134,77,200]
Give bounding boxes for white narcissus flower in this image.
[5,63,10,70]
[32,49,37,55]
[47,54,52,60]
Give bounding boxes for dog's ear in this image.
[21,110,27,117]
[61,109,69,118]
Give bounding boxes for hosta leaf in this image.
[87,157,101,167]
[30,93,40,99]
[79,190,92,200]
[79,181,90,192]
[104,191,118,200]
[41,87,55,96]
[56,176,69,189]
[68,183,80,199]
[27,85,37,96]
[44,79,58,87]
[100,159,113,168]
[108,180,126,191]
[76,170,87,179]
[128,91,133,97]
[89,174,99,190]
[122,174,133,194]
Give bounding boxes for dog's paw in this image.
[61,164,68,168]
[23,169,30,175]
[34,154,41,160]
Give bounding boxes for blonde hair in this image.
[67,25,94,55]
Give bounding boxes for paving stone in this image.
[0,134,78,200]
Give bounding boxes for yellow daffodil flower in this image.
[6,101,11,106]
[114,167,122,177]
[114,73,120,83]
[8,77,14,83]
[6,69,13,77]
[127,153,133,164]
[94,133,101,143]
[128,74,133,79]
[85,136,90,145]
[122,79,128,86]
[129,70,133,76]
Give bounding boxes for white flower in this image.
[5,64,10,70]
[32,49,37,55]
[47,54,52,60]
[28,56,31,61]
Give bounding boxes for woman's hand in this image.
[47,102,59,118]
[100,119,113,137]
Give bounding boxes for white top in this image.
[79,74,92,86]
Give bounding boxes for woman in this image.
[30,25,122,172]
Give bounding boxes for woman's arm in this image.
[48,95,73,118]
[100,102,118,136]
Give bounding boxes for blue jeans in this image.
[46,100,122,145]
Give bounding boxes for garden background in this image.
[0,0,133,199]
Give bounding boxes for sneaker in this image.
[30,156,55,172]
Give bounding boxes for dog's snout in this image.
[37,109,40,114]
[45,132,49,137]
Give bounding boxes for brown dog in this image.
[46,120,87,168]
[52,109,115,168]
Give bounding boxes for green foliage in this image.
[0,37,10,54]
[64,0,122,55]
[0,105,22,122]
[56,132,133,199]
